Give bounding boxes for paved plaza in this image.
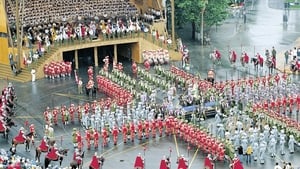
[1,0,300,169]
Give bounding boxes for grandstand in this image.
[0,0,181,82]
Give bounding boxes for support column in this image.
[75,49,79,69]
[114,44,118,64]
[94,47,98,67]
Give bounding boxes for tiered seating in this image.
[6,0,138,26]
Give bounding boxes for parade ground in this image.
[1,0,300,169]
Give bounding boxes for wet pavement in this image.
[1,0,300,169]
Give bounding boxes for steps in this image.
[0,36,181,83]
[0,46,59,83]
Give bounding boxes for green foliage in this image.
[175,0,230,32]
[204,0,230,27]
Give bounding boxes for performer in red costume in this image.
[73,148,83,168]
[38,136,49,152]
[159,156,170,169]
[137,120,143,140]
[102,128,108,147]
[85,128,92,150]
[112,125,119,145]
[130,121,135,142]
[134,153,144,169]
[14,127,26,144]
[274,73,280,86]
[76,131,83,151]
[46,143,62,161]
[144,59,151,71]
[94,129,99,149]
[229,49,237,64]
[52,107,59,125]
[69,104,75,123]
[289,95,294,113]
[151,119,157,138]
[88,66,94,80]
[204,154,214,169]
[230,79,235,95]
[132,62,138,75]
[158,118,164,137]
[297,94,300,112]
[144,120,150,139]
[89,152,101,169]
[177,155,188,169]
[122,123,128,143]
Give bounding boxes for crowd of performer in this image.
[4,57,300,169]
[0,83,18,138]
[43,61,73,79]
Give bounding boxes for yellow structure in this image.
[0,0,9,65]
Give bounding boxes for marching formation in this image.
[4,57,300,169]
[43,61,73,79]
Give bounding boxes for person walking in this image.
[31,68,36,82]
[246,144,253,163]
[284,50,290,65]
[78,78,83,94]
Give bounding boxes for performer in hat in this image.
[89,152,100,169]
[134,153,144,169]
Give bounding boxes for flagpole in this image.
[188,148,199,169]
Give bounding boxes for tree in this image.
[175,0,230,40]
[204,0,230,29]
[175,0,205,40]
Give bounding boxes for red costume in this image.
[94,130,99,149]
[76,132,83,151]
[0,121,6,132]
[151,120,157,138]
[159,159,169,169]
[130,122,135,142]
[289,96,294,112]
[132,62,138,75]
[144,120,150,139]
[14,130,26,144]
[52,108,59,125]
[297,94,300,112]
[204,157,214,169]
[89,155,100,169]
[46,147,59,160]
[86,130,92,150]
[275,74,280,85]
[122,124,128,143]
[137,120,143,140]
[230,158,244,169]
[215,50,221,60]
[158,119,164,137]
[230,50,237,63]
[134,155,144,169]
[177,157,187,169]
[88,66,94,80]
[144,60,150,71]
[102,128,108,146]
[69,104,75,123]
[243,52,249,64]
[112,126,119,145]
[230,80,235,95]
[39,138,49,152]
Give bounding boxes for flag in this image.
[204,157,213,169]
